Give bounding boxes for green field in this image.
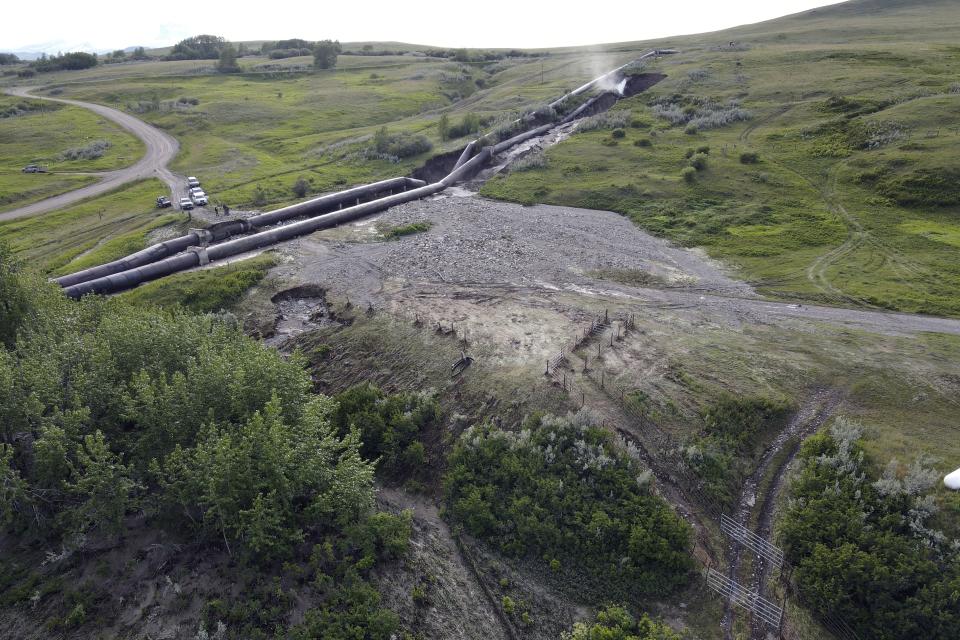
[0,95,143,212]
[482,0,960,316]
[0,178,183,274]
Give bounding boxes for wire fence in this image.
[706,567,783,629]
[545,308,864,640]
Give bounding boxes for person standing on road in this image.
[223,204,230,216]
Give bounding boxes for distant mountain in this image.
[3,43,151,61]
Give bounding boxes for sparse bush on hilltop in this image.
[314,40,342,69]
[31,51,98,72]
[167,34,227,60]
[740,151,760,164]
[681,166,697,183]
[216,44,241,73]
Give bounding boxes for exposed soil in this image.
[264,284,332,348]
[719,389,842,640]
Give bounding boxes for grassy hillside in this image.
[0,95,143,212]
[482,0,960,315]
[0,178,182,274]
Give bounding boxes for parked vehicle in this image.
[156,196,172,208]
[189,187,204,197]
[22,164,46,173]
[191,192,208,206]
[186,176,200,188]
[179,197,194,210]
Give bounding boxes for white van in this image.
[187,176,200,188]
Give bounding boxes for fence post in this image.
[546,359,550,375]
[562,372,566,390]
[581,391,585,408]
[601,370,604,389]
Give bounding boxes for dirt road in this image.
[0,86,182,222]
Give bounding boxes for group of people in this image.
[214,204,230,216]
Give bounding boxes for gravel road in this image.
[1,86,182,221]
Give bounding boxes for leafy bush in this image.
[0,262,374,561]
[739,151,760,164]
[611,128,626,139]
[447,112,487,138]
[780,419,960,640]
[578,110,631,132]
[874,168,960,207]
[445,414,692,595]
[512,150,548,171]
[634,138,652,147]
[652,96,751,130]
[689,152,708,171]
[313,40,342,69]
[683,395,791,509]
[60,140,111,161]
[370,127,433,159]
[562,606,681,640]
[681,166,697,183]
[31,52,98,72]
[0,250,412,635]
[167,35,226,60]
[292,177,310,198]
[330,384,440,480]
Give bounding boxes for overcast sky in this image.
[2,0,845,53]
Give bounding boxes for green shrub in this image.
[331,384,440,480]
[739,151,760,164]
[634,138,652,147]
[689,152,709,171]
[292,177,310,198]
[444,415,692,595]
[611,128,626,139]
[683,395,792,510]
[681,166,697,183]
[780,419,960,640]
[564,606,681,640]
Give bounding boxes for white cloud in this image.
[2,0,844,53]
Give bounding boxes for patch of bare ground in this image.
[717,389,843,640]
[375,487,514,640]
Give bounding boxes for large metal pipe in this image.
[63,182,445,298]
[56,176,421,288]
[451,140,477,171]
[439,148,493,187]
[492,123,555,155]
